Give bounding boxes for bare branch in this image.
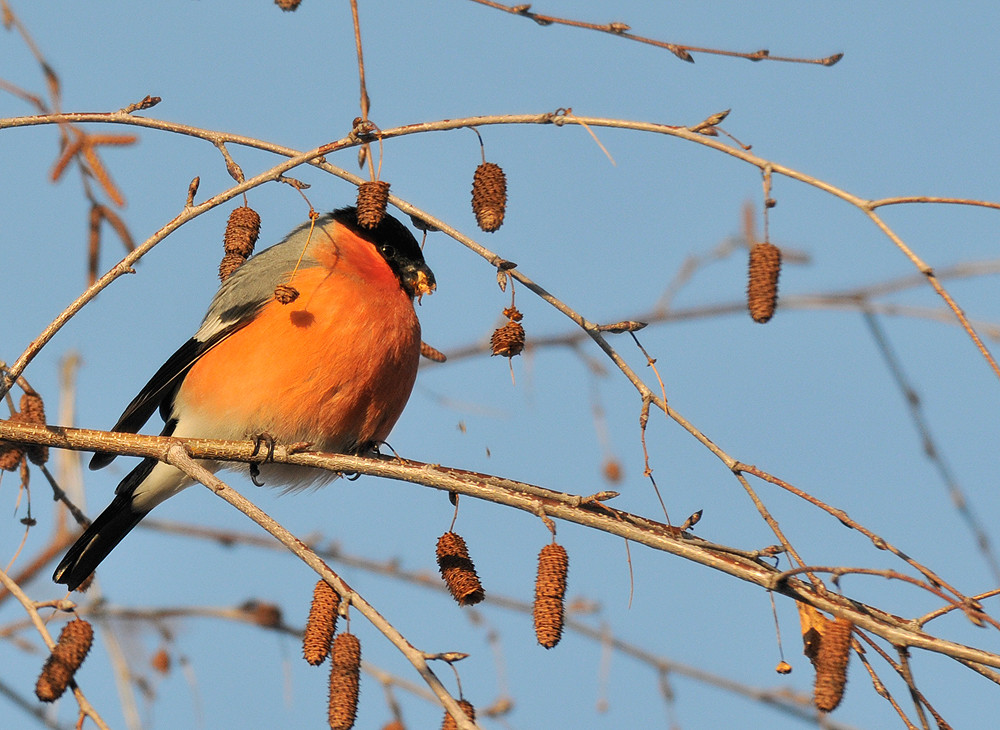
[465,0,843,65]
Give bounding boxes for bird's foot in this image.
[249,432,277,486]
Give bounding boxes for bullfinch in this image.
[54,206,435,591]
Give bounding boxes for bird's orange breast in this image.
[175,233,422,454]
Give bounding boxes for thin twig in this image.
[466,0,843,66]
[853,632,919,730]
[862,311,1000,582]
[738,463,977,613]
[0,569,111,730]
[349,0,370,121]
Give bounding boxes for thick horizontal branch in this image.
[3,418,999,671]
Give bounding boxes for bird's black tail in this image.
[53,459,155,591]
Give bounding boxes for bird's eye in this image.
[379,244,395,259]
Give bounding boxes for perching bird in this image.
[53,207,435,591]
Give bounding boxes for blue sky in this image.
[3,2,1000,729]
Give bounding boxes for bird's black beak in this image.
[403,263,436,303]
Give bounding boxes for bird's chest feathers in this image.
[177,258,421,450]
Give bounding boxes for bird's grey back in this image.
[196,214,333,339]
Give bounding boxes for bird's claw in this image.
[250,432,277,461]
[249,433,277,486]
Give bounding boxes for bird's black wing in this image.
[89,325,244,470]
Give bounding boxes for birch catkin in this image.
[35,619,94,702]
[533,542,569,649]
[813,617,852,712]
[747,242,781,323]
[304,579,341,666]
[436,532,485,606]
[328,633,362,729]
